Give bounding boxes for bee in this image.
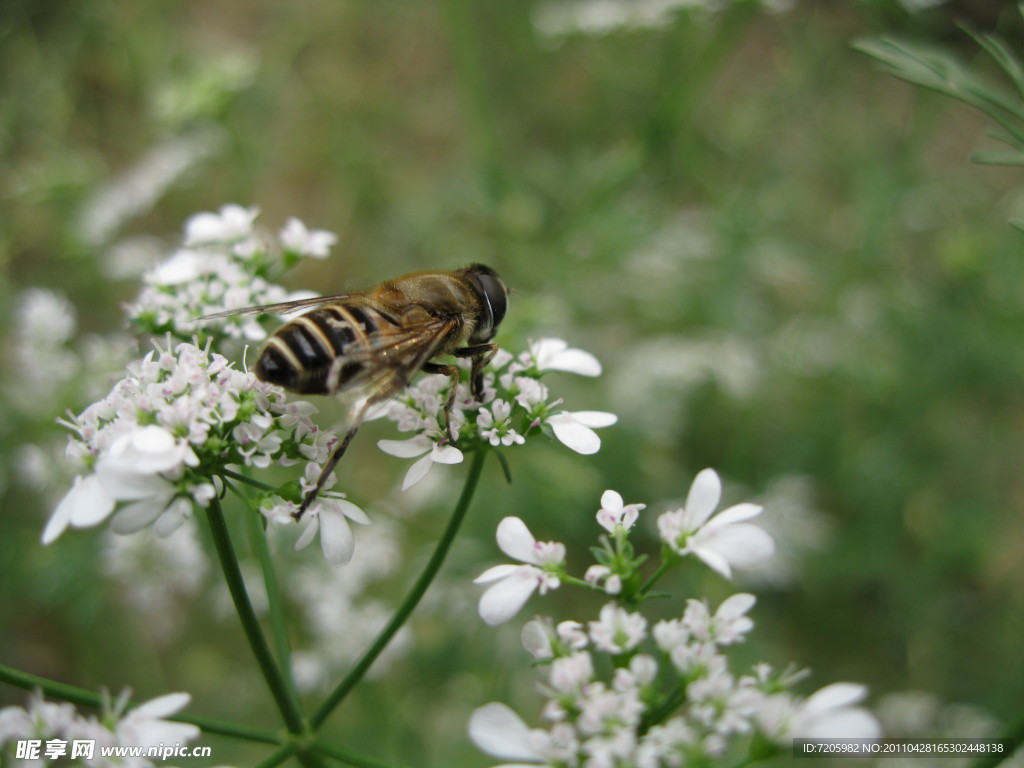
[204,264,509,519]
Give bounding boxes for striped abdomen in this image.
[255,303,390,395]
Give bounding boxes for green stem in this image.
[636,555,676,601]
[223,466,279,493]
[205,497,307,735]
[310,449,489,729]
[255,743,300,768]
[242,490,298,696]
[311,740,415,768]
[0,663,280,744]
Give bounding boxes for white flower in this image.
[588,602,647,654]
[584,564,622,595]
[549,651,595,694]
[596,489,644,533]
[377,434,464,490]
[293,495,371,567]
[478,399,525,446]
[547,410,617,454]
[44,426,195,544]
[475,517,565,625]
[528,338,602,376]
[657,468,775,578]
[683,593,756,646]
[184,203,258,245]
[279,217,337,258]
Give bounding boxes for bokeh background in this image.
[2,1,1023,765]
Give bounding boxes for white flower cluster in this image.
[469,471,881,767]
[474,469,774,626]
[470,605,879,768]
[126,203,337,342]
[0,690,199,768]
[45,339,360,565]
[378,338,617,490]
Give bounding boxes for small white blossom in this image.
[184,203,258,245]
[584,565,622,595]
[279,217,337,258]
[683,593,756,646]
[657,468,775,578]
[549,651,595,694]
[377,434,464,490]
[478,399,526,446]
[588,602,647,654]
[293,496,371,568]
[475,517,565,625]
[596,489,644,534]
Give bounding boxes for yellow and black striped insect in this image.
[205,264,509,518]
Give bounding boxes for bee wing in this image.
[199,294,354,321]
[338,313,462,397]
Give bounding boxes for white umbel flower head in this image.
[475,517,565,625]
[657,468,775,578]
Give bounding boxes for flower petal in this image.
[569,411,617,428]
[600,489,623,511]
[431,444,464,465]
[546,348,602,376]
[479,567,540,625]
[130,692,191,720]
[319,507,355,567]
[468,702,541,761]
[110,497,169,534]
[474,564,521,584]
[336,498,370,525]
[401,454,435,491]
[378,436,431,458]
[703,502,763,531]
[691,544,734,579]
[685,468,721,527]
[48,475,116,541]
[295,516,319,551]
[496,517,539,563]
[697,523,775,571]
[548,415,600,455]
[805,683,868,712]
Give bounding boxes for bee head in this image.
[461,263,509,344]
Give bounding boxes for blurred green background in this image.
[2,0,1023,765]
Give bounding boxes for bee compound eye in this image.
[476,272,507,333]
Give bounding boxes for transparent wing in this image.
[338,313,462,396]
[199,293,354,321]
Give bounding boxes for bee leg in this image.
[294,424,360,521]
[422,362,461,444]
[454,343,498,399]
